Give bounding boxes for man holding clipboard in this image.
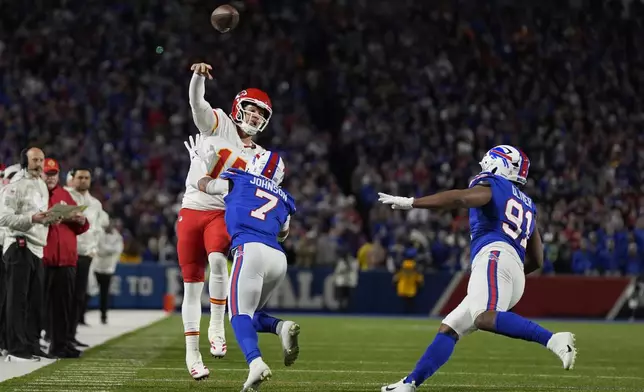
[41,158,90,358]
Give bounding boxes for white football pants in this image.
[228,242,287,320]
[442,241,525,337]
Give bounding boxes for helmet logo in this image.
[235,90,248,100]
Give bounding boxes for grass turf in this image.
[2,314,644,391]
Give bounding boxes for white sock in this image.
[276,321,284,336]
[208,252,228,337]
[182,282,204,358]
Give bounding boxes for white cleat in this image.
[209,335,227,358]
[381,378,417,392]
[547,332,577,370]
[187,354,210,381]
[241,357,272,391]
[279,321,300,367]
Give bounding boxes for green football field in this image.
[3,314,644,391]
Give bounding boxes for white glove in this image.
[378,192,414,210]
[183,134,203,161]
[183,134,216,175]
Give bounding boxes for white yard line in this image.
[0,309,168,383]
[11,379,641,392]
[56,365,644,381]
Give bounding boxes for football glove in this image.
[183,134,216,175]
[378,192,414,210]
[183,133,202,160]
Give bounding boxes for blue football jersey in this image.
[468,172,537,263]
[221,168,296,252]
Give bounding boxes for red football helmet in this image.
[230,88,272,136]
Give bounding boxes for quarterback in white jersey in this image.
[179,62,272,381]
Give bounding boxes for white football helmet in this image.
[247,151,285,186]
[479,145,530,186]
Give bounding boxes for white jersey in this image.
[183,73,265,211]
[182,111,264,211]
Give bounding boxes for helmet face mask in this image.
[479,145,530,186]
[230,89,272,136]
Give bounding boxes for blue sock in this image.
[405,332,456,386]
[494,311,553,346]
[252,311,281,334]
[231,315,262,364]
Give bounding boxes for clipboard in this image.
[44,203,87,223]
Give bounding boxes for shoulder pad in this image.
[469,172,497,188]
[230,168,246,175]
[219,170,234,180]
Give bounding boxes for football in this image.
[211,4,240,33]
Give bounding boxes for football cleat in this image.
[187,355,210,381]
[242,357,272,391]
[209,335,227,358]
[381,378,417,392]
[547,332,577,370]
[279,321,300,366]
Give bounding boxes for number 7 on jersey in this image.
[250,189,279,220]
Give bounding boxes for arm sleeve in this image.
[189,73,218,135]
[0,186,34,232]
[204,178,230,196]
[101,233,124,254]
[115,233,124,255]
[69,217,90,235]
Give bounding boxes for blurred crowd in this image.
[1,0,643,276]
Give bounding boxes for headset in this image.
[19,148,29,169]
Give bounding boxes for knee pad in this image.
[208,252,228,276]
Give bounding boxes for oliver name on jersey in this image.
[468,172,536,263]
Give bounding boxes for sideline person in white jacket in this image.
[65,168,103,334]
[92,214,123,324]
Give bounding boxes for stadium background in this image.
[1,0,643,319]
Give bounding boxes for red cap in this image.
[44,158,60,174]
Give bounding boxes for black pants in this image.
[71,255,92,336]
[402,296,415,314]
[3,242,44,356]
[334,286,352,312]
[0,245,6,349]
[95,272,113,322]
[45,266,75,353]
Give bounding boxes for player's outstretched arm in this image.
[524,228,544,275]
[195,176,230,196]
[378,186,492,211]
[189,63,217,135]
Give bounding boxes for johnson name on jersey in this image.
[468,172,536,263]
[221,168,296,251]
